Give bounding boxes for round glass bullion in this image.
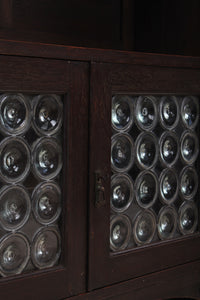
[110,214,131,251]
[135,170,158,209]
[111,174,133,213]
[33,94,63,136]
[181,96,199,129]
[178,201,198,235]
[0,233,30,276]
[31,226,61,269]
[135,132,158,169]
[112,95,134,132]
[32,137,62,180]
[32,181,61,225]
[180,166,198,200]
[159,168,178,205]
[111,133,134,173]
[180,131,199,165]
[157,206,177,240]
[133,210,156,245]
[159,95,179,129]
[159,131,179,167]
[0,137,30,183]
[135,95,157,131]
[0,93,31,136]
[0,185,31,231]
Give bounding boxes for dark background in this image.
[0,0,199,56]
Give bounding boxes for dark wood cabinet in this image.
[0,0,133,50]
[0,54,89,299]
[0,40,200,300]
[88,60,200,290]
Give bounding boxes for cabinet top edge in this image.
[0,38,200,68]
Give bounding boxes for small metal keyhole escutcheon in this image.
[95,171,106,208]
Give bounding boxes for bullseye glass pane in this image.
[110,94,199,253]
[0,92,63,277]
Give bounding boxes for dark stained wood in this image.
[88,62,112,291]
[0,0,123,50]
[88,61,200,290]
[134,1,164,54]
[0,269,68,300]
[0,55,89,299]
[0,1,200,56]
[69,260,200,300]
[121,0,135,51]
[64,61,89,296]
[0,0,13,28]
[160,0,200,56]
[110,63,200,94]
[1,39,200,68]
[134,0,200,56]
[0,55,70,93]
[0,42,199,299]
[183,0,200,56]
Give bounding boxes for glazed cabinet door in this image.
[88,60,200,291]
[0,56,89,299]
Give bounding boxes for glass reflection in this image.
[160,132,179,166]
[33,137,62,180]
[33,94,63,135]
[112,95,133,131]
[0,185,31,230]
[135,171,158,208]
[110,215,131,251]
[160,96,179,129]
[111,174,133,212]
[178,201,198,235]
[181,96,199,129]
[0,137,30,182]
[181,131,199,164]
[133,210,156,245]
[160,169,178,204]
[31,227,61,269]
[158,206,177,240]
[111,133,134,172]
[0,233,30,276]
[180,166,198,199]
[136,96,157,130]
[0,93,30,135]
[32,182,61,225]
[136,132,157,169]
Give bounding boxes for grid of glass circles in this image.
[0,93,63,276]
[110,94,199,252]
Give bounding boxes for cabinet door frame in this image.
[0,56,89,300]
[88,60,200,290]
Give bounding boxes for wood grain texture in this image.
[0,0,200,56]
[0,55,71,93]
[64,61,89,296]
[0,0,13,28]
[0,39,200,68]
[0,0,123,50]
[69,260,200,300]
[88,62,112,290]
